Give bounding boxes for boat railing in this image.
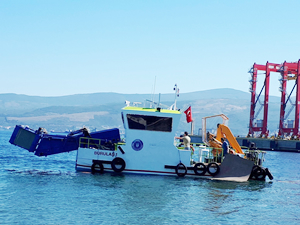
[244,149,266,166]
[176,143,225,164]
[202,147,224,164]
[176,141,267,166]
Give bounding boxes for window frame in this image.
[126,114,173,132]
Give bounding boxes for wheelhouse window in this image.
[127,114,172,132]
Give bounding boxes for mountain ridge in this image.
[0,88,284,135]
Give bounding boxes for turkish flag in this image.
[184,106,193,123]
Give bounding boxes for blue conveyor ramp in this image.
[9,125,121,156]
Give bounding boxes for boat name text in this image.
[94,151,117,157]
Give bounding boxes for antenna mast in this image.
[150,76,157,108]
[173,84,179,110]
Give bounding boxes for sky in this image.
[1,0,300,97]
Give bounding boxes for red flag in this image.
[184,106,193,123]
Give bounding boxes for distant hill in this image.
[0,88,283,135]
[0,88,253,110]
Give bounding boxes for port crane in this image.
[248,59,300,139]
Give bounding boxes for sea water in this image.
[0,130,300,225]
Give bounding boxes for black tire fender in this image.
[207,162,220,176]
[250,165,259,180]
[265,168,273,180]
[253,166,266,180]
[175,163,187,177]
[91,162,104,174]
[193,162,206,176]
[111,157,126,173]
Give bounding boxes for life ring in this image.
[190,145,195,153]
[91,162,104,174]
[193,162,206,176]
[207,162,220,176]
[175,163,187,177]
[111,157,126,173]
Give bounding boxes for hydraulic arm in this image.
[216,124,243,154]
[202,114,243,154]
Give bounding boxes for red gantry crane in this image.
[278,60,300,138]
[248,62,281,138]
[248,59,300,139]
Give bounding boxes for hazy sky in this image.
[1,0,300,97]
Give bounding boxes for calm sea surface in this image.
[0,130,300,224]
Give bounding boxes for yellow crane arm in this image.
[216,124,243,154]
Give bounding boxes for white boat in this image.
[75,101,273,181]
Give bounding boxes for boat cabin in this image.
[76,105,193,175]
